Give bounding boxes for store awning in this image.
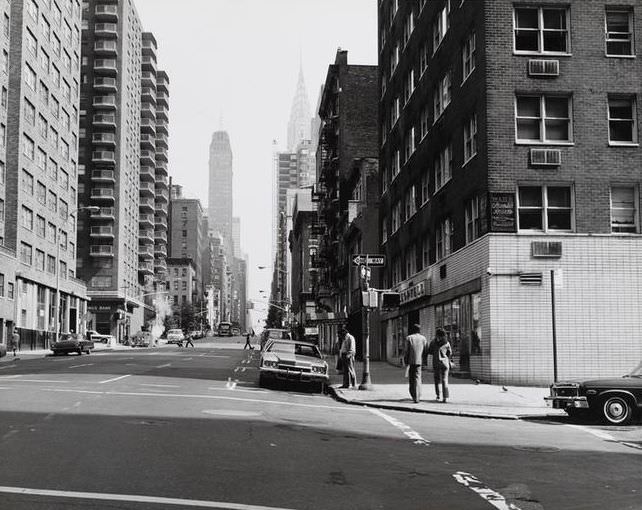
[304,311,347,325]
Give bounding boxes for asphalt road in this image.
[0,335,640,510]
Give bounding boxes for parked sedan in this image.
[86,329,111,344]
[259,340,328,392]
[51,333,94,356]
[545,362,642,425]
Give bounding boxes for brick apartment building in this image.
[313,49,379,354]
[378,0,642,384]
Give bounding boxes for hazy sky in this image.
[135,0,378,327]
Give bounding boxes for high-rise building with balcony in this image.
[76,0,144,340]
[0,0,90,348]
[208,130,232,252]
[154,69,169,282]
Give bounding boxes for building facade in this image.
[378,0,642,384]
[0,0,90,350]
[166,256,196,322]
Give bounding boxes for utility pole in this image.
[359,262,373,390]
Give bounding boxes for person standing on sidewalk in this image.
[428,328,452,402]
[338,325,357,389]
[403,324,428,403]
[11,327,20,357]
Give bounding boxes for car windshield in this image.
[268,330,290,339]
[269,342,320,358]
[168,329,182,335]
[626,362,642,378]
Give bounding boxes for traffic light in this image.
[380,292,400,310]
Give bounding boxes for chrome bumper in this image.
[260,367,329,383]
[544,396,589,409]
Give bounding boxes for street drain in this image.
[202,410,262,417]
[512,446,560,453]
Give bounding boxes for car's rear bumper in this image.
[260,367,328,383]
[544,396,589,409]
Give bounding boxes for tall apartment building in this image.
[0,0,89,348]
[378,0,642,384]
[208,130,232,251]
[77,0,144,340]
[154,69,169,280]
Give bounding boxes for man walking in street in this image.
[11,327,20,357]
[403,324,428,403]
[339,325,357,389]
[184,331,195,348]
[243,330,254,350]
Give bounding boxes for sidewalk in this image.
[328,361,565,420]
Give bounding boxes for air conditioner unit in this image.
[528,59,560,77]
[530,148,561,166]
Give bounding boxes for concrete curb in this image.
[327,385,562,421]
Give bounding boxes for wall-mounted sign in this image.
[490,193,516,233]
[400,280,430,305]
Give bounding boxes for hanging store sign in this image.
[400,280,430,305]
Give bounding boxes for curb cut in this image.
[327,385,561,421]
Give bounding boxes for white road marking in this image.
[42,388,360,410]
[0,486,296,510]
[0,379,70,383]
[69,364,94,369]
[368,408,430,446]
[98,374,131,384]
[453,472,523,510]
[566,424,616,441]
[155,363,172,368]
[211,386,270,395]
[140,383,180,388]
[0,375,21,379]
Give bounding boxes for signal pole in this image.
[359,262,373,390]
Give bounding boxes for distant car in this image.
[86,329,111,344]
[231,327,241,336]
[545,362,642,425]
[166,329,184,345]
[259,339,328,392]
[189,330,203,339]
[260,328,292,350]
[130,331,152,347]
[51,333,94,356]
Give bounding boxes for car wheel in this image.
[602,395,634,425]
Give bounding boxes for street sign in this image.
[352,254,386,266]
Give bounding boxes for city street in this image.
[0,336,640,509]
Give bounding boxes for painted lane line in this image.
[211,386,270,395]
[0,379,71,383]
[140,383,180,388]
[0,486,296,510]
[566,424,642,451]
[69,363,94,369]
[42,388,361,411]
[0,375,21,379]
[155,363,172,369]
[453,472,523,510]
[98,374,131,384]
[368,408,430,446]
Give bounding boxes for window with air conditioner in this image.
[605,8,634,57]
[514,7,569,54]
[517,185,573,231]
[515,94,572,143]
[610,186,638,233]
[608,95,637,145]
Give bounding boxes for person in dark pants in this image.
[403,324,428,403]
[338,325,356,389]
[184,332,195,348]
[428,328,452,402]
[243,331,254,350]
[11,327,20,357]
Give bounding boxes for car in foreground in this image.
[260,328,292,350]
[545,362,642,425]
[86,329,111,344]
[130,331,152,347]
[51,333,94,356]
[166,329,184,345]
[259,339,328,392]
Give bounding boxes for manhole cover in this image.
[203,410,262,417]
[512,446,560,453]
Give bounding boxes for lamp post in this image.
[55,206,99,345]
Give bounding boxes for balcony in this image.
[142,55,157,72]
[139,213,154,227]
[155,148,168,161]
[91,207,115,220]
[90,245,114,257]
[95,4,118,20]
[156,120,168,134]
[91,169,115,182]
[155,189,168,202]
[94,23,117,37]
[90,187,115,202]
[155,133,168,148]
[93,59,117,74]
[92,150,116,165]
[90,225,114,238]
[92,113,116,128]
[94,40,117,55]
[139,181,155,196]
[142,36,157,54]
[141,87,156,104]
[157,73,169,92]
[92,132,116,147]
[93,95,117,109]
[140,133,155,150]
[140,117,156,134]
[139,261,154,276]
[139,229,154,243]
[155,160,168,175]
[155,174,168,188]
[141,102,156,119]
[140,165,155,180]
[154,216,167,230]
[154,260,167,273]
[154,232,166,243]
[156,91,169,106]
[138,246,154,259]
[141,71,156,87]
[154,244,167,257]
[140,150,155,165]
[156,106,168,121]
[93,77,117,91]
[139,197,155,212]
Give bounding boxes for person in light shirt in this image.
[339,325,357,389]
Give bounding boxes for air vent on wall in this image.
[530,148,561,167]
[528,59,560,77]
[519,272,543,285]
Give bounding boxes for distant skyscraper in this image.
[232,217,241,259]
[208,131,233,253]
[287,64,311,151]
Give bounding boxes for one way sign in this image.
[352,254,386,267]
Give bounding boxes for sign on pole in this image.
[352,254,386,266]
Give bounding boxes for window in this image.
[174,281,179,291]
[36,147,46,171]
[433,3,450,52]
[47,222,56,243]
[436,218,453,260]
[26,29,37,56]
[0,161,4,185]
[405,186,417,220]
[611,186,637,233]
[27,0,38,20]
[517,185,573,231]
[403,128,415,163]
[402,11,414,47]
[20,242,33,265]
[1,87,6,112]
[391,149,400,179]
[0,198,3,222]
[21,205,33,230]
[23,135,35,159]
[182,281,187,291]
[0,273,3,297]
[35,249,45,271]
[37,181,46,204]
[391,201,401,233]
[605,8,634,56]
[421,168,430,205]
[59,199,68,220]
[419,105,430,140]
[47,254,56,274]
[515,95,571,143]
[38,115,48,138]
[47,190,57,212]
[419,42,429,77]
[402,69,414,105]
[382,216,388,243]
[36,215,45,237]
[463,113,477,163]
[608,96,637,144]
[434,144,453,191]
[462,31,476,81]
[22,169,34,194]
[390,43,399,74]
[25,64,36,90]
[514,7,569,54]
[465,196,483,243]
[390,96,400,126]
[24,98,36,125]
[433,72,451,120]
[40,14,50,41]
